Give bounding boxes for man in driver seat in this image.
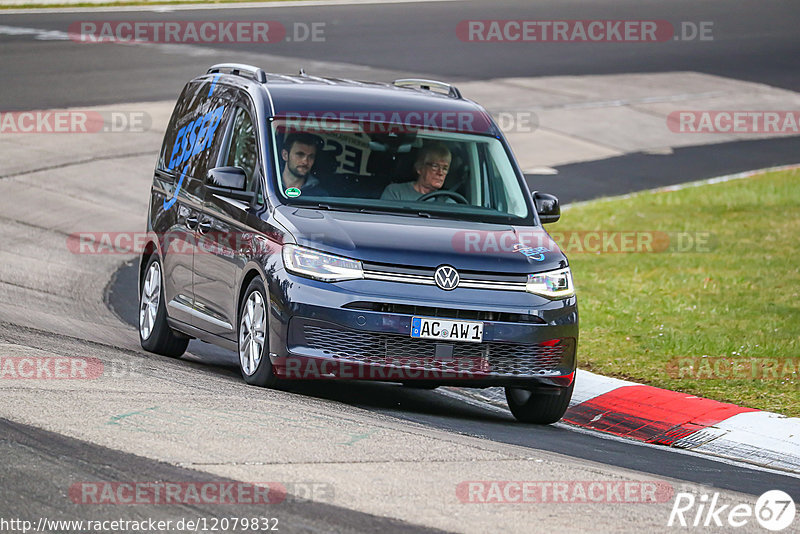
[380,142,453,201]
[281,132,327,196]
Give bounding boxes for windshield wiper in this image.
[358,206,409,216]
[299,202,517,223]
[358,207,436,218]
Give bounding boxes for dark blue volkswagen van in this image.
[138,64,578,423]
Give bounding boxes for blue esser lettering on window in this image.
[164,103,226,210]
[168,104,225,171]
[169,124,187,170]
[180,118,196,167]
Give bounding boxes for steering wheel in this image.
[418,190,469,204]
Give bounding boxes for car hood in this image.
[274,206,567,274]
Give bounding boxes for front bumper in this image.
[267,269,578,388]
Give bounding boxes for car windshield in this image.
[270,119,532,224]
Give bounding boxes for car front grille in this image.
[301,324,570,377]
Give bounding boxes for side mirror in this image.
[206,166,255,203]
[533,192,560,224]
[208,166,247,189]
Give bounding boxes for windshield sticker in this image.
[285,187,301,198]
[513,244,548,261]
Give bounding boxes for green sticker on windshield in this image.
[285,187,301,198]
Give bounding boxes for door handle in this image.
[198,220,213,234]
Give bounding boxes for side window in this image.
[159,82,202,173]
[223,107,259,191]
[159,81,228,180]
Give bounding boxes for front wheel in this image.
[139,255,189,358]
[505,380,574,424]
[238,277,278,387]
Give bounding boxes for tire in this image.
[505,380,575,424]
[238,277,278,387]
[139,255,189,358]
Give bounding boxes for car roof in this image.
[197,66,500,135]
[268,77,481,113]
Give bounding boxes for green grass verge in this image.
[556,168,800,416]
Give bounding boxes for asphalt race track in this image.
[1,1,799,532]
[2,0,800,110]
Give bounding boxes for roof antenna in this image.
[299,68,307,77]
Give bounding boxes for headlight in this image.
[282,244,363,282]
[526,267,574,299]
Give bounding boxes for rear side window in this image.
[158,81,228,180]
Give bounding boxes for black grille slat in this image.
[302,325,565,376]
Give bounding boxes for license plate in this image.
[410,317,484,343]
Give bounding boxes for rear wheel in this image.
[139,255,189,358]
[505,380,574,424]
[238,277,278,387]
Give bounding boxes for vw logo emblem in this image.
[434,265,460,291]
